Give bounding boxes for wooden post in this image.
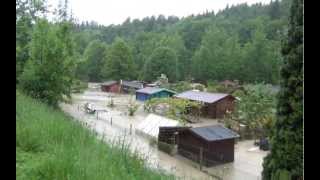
[129,124,132,135]
[199,147,203,170]
[110,117,112,126]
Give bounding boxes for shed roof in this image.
[136,87,176,95]
[190,125,239,142]
[136,114,179,138]
[121,80,144,89]
[174,90,232,103]
[101,81,118,86]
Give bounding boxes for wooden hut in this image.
[177,125,239,167]
[120,80,144,93]
[136,87,176,101]
[174,90,235,119]
[100,81,120,93]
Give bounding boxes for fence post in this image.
[129,124,132,135]
[110,117,112,126]
[199,147,203,170]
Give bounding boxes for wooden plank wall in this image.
[158,126,189,145]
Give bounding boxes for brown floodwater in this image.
[59,83,268,180]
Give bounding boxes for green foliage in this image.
[144,98,201,124]
[241,29,281,83]
[143,47,178,82]
[16,0,47,83]
[103,37,136,80]
[16,91,174,180]
[28,0,289,85]
[167,81,193,93]
[83,40,108,82]
[128,101,139,116]
[192,25,281,84]
[192,26,243,82]
[271,169,292,180]
[71,80,88,93]
[194,84,205,91]
[157,33,189,80]
[262,0,303,179]
[228,83,277,139]
[19,19,76,107]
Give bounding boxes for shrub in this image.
[128,100,139,116]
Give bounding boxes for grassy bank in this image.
[16,91,174,180]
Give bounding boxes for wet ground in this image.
[60,83,268,180]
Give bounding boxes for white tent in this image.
[136,114,179,138]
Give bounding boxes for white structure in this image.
[136,114,179,139]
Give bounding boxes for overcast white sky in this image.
[47,0,271,26]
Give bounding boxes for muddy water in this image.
[61,101,213,179]
[60,83,267,180]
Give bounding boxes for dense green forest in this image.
[17,0,291,87]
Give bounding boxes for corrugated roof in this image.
[101,81,118,86]
[174,90,231,103]
[190,125,239,142]
[121,80,144,89]
[136,114,179,138]
[136,87,176,95]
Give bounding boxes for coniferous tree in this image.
[262,0,303,179]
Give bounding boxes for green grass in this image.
[16,91,175,180]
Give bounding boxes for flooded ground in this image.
[60,83,268,180]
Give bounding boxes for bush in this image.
[128,100,139,116]
[144,98,201,124]
[167,81,192,93]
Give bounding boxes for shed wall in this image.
[177,130,235,167]
[101,84,120,93]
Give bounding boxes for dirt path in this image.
[60,83,268,180]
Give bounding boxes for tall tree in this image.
[83,40,108,82]
[143,47,178,82]
[241,28,281,84]
[192,27,242,82]
[19,19,76,107]
[262,0,303,179]
[16,0,47,83]
[103,38,135,80]
[157,33,188,80]
[269,0,281,20]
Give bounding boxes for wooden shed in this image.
[120,80,144,93]
[100,81,120,93]
[136,87,176,101]
[177,125,239,167]
[174,90,235,119]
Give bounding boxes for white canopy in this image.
[136,114,179,138]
